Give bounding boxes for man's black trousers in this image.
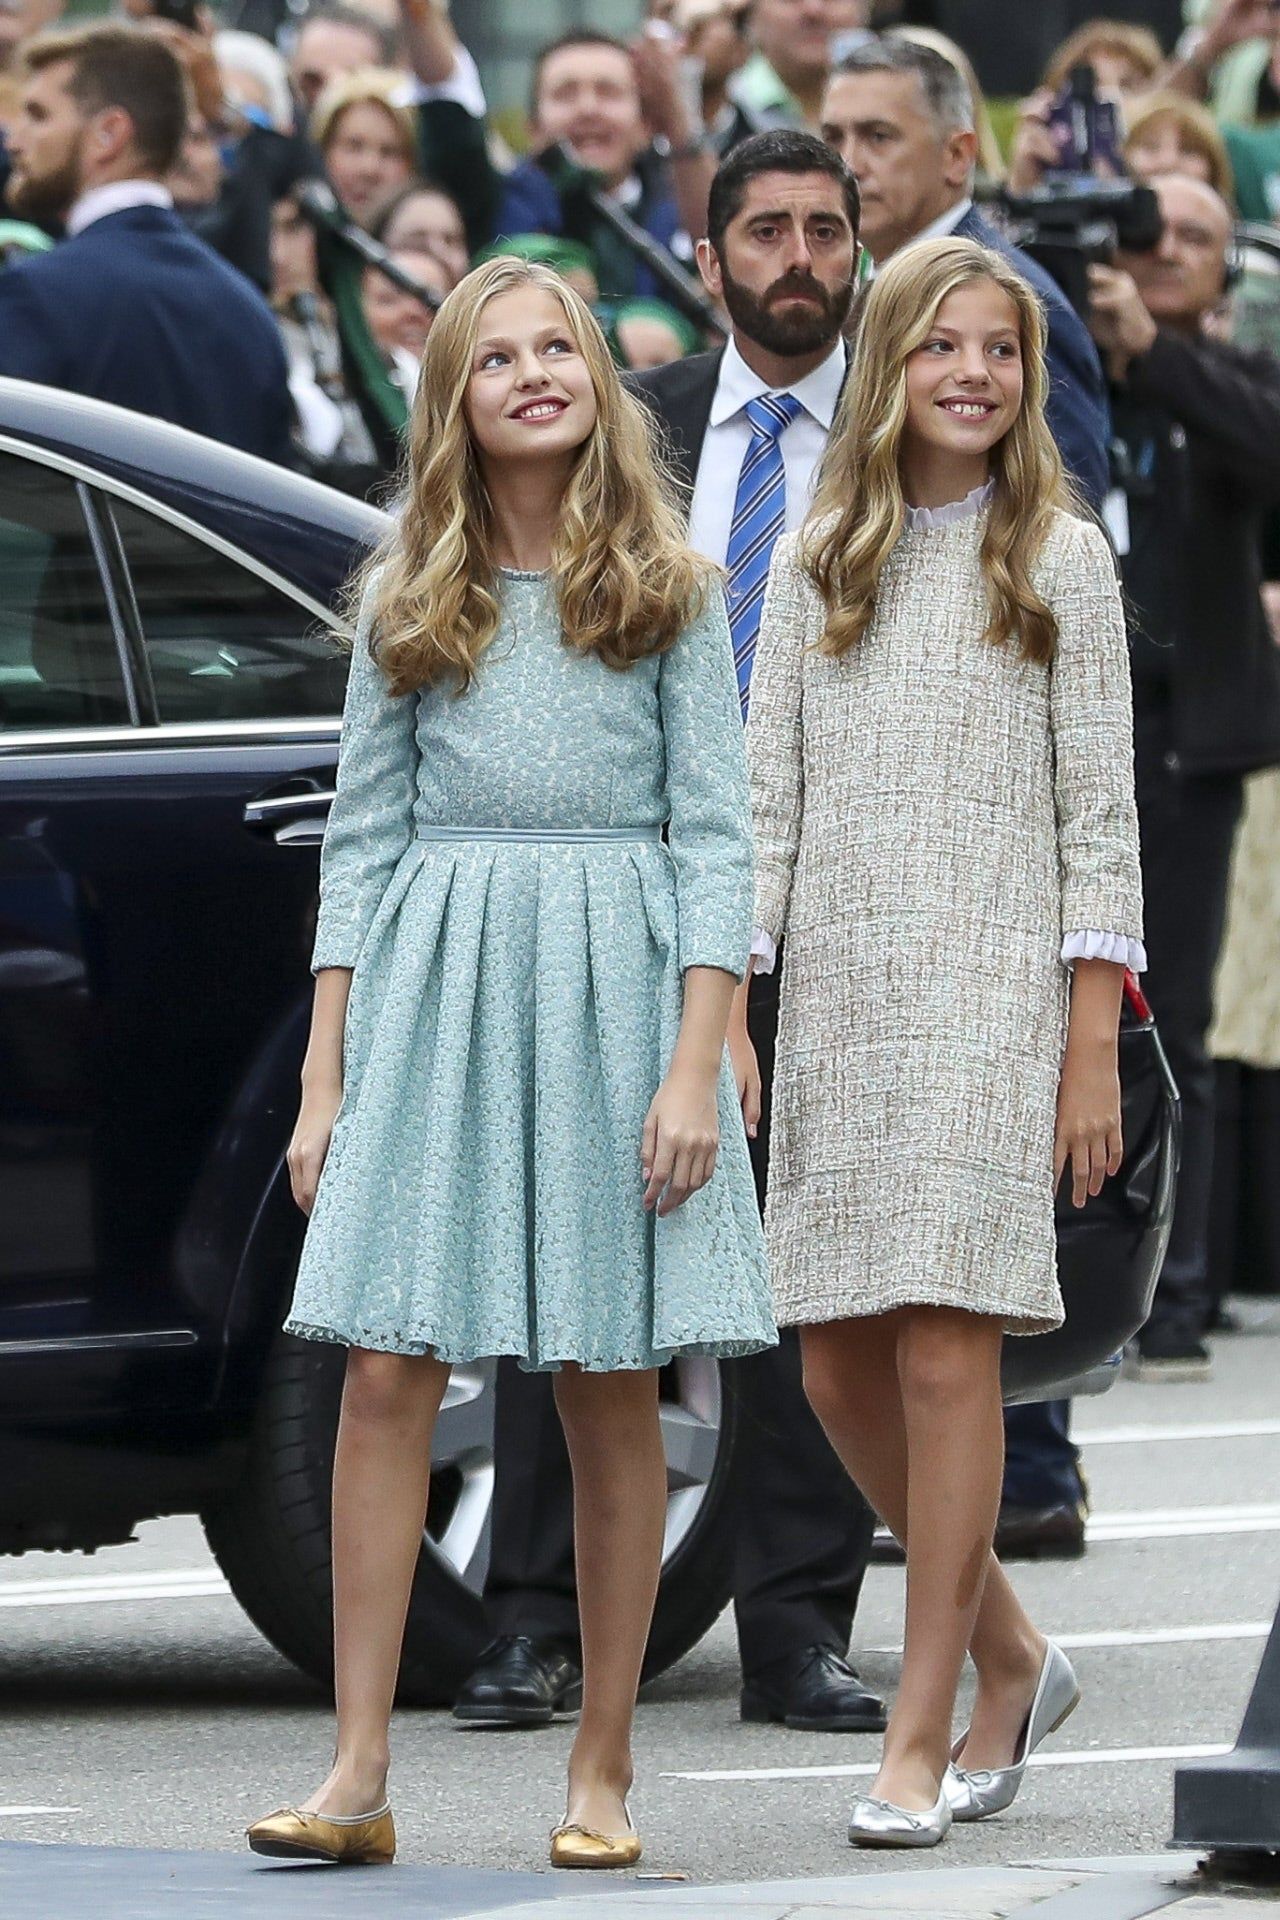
[1134,692,1243,1342]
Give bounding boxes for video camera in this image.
[993,64,1163,321]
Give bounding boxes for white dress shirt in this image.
[686,335,847,566]
[910,195,973,248]
[66,180,172,238]
[402,44,487,118]
[863,196,973,279]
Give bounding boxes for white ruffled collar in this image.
[902,478,995,532]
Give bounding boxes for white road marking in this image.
[0,1807,81,1818]
[666,1742,1233,1784]
[0,1569,231,1608]
[1086,1503,1280,1539]
[5,1504,1279,1612]
[870,1503,1280,1555]
[864,1621,1273,1656]
[1080,1419,1280,1446]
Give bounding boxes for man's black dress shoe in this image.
[869,1526,905,1565]
[993,1499,1087,1561]
[1125,1322,1214,1382]
[452,1635,583,1727]
[741,1646,887,1733]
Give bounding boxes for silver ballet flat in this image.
[944,1639,1080,1822]
[847,1786,952,1849]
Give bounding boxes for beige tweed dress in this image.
[747,505,1144,1334]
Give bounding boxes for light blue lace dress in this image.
[284,568,776,1371]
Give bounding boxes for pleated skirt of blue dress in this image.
[284,829,776,1371]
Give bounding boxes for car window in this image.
[0,452,127,733]
[110,500,347,724]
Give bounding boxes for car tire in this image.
[203,1333,742,1706]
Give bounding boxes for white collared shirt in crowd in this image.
[863,196,973,279]
[400,42,487,118]
[66,179,173,238]
[909,194,973,249]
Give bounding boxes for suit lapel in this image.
[662,352,721,494]
[953,206,988,246]
[629,349,723,503]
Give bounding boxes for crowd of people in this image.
[0,2,1277,503]
[1,0,1278,1865]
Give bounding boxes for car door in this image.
[0,448,133,1404]
[0,447,351,1418]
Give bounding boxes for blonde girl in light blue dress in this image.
[246,256,774,1872]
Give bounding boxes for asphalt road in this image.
[3,1300,1278,1889]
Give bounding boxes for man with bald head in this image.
[1088,172,1280,1379]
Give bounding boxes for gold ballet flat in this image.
[549,1818,643,1870]
[246,1802,396,1864]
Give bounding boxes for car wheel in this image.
[202,1334,740,1705]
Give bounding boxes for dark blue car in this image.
[0,381,1178,1702]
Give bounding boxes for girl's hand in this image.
[727,1011,761,1139]
[1054,1043,1123,1209]
[641,1066,719,1216]
[287,1081,343,1215]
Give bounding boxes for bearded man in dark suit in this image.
[0,23,291,465]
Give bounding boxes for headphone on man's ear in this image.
[1222,224,1245,296]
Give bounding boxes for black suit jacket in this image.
[0,205,292,466]
[628,348,725,503]
[1117,329,1280,775]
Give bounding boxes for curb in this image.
[475,1853,1220,1919]
[0,1840,1245,1920]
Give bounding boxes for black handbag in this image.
[1002,973,1182,1405]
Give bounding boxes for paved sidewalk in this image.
[490,1853,1275,1918]
[0,1841,1273,1920]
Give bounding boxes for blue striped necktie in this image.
[726,390,803,717]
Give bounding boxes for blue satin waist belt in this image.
[416,824,663,845]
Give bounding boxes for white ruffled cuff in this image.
[750,928,777,975]
[1062,929,1147,972]
[752,927,1145,978]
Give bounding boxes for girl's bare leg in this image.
[301,1346,451,1816]
[801,1312,1045,1806]
[880,1308,1005,1805]
[553,1363,666,1835]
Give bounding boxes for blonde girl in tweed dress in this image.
[745,238,1144,1848]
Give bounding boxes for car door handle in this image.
[269,819,328,848]
[242,789,336,826]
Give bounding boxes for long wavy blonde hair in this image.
[806,238,1072,665]
[361,255,709,695]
